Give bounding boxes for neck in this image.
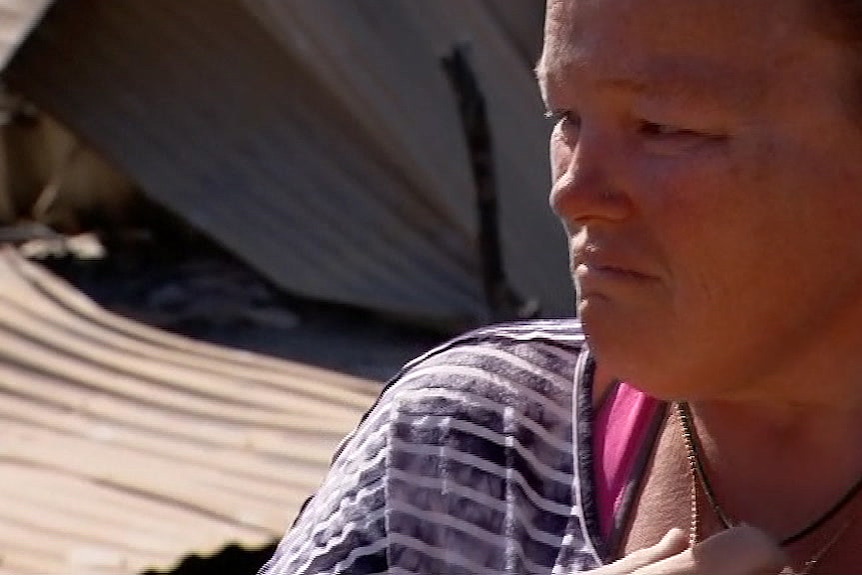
[684,395,862,543]
[687,309,862,474]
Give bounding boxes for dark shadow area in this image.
[30,198,449,381]
[142,542,278,575]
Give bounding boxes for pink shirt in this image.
[593,382,662,543]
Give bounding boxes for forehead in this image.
[538,0,813,98]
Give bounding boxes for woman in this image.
[259,0,862,573]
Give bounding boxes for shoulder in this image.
[332,319,587,461]
[423,318,586,356]
[266,320,591,575]
[344,319,587,457]
[378,318,585,413]
[365,320,586,572]
[397,318,586,383]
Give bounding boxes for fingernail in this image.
[657,527,689,553]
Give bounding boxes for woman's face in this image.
[539,0,862,400]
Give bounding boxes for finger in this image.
[587,528,689,574]
[630,524,786,575]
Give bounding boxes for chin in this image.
[625,376,696,402]
[581,300,655,363]
[583,315,691,400]
[592,343,734,402]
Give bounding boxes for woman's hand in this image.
[587,525,786,575]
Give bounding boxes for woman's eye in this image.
[638,120,724,141]
[637,120,728,154]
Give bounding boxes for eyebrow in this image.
[612,76,728,107]
[536,57,751,110]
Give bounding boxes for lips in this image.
[571,247,662,300]
[573,247,656,278]
[570,231,661,290]
[577,260,653,280]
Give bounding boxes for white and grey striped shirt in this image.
[259,320,608,574]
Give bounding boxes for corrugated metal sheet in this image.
[0,0,53,71]
[5,0,573,326]
[0,248,379,574]
[477,0,545,70]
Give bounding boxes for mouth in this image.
[572,255,659,297]
[570,234,660,292]
[576,261,653,280]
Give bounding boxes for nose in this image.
[549,126,632,228]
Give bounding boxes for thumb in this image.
[587,528,689,574]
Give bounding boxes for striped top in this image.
[258,319,609,575]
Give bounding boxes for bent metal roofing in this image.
[0,247,379,574]
[4,0,572,327]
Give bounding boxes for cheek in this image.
[633,150,780,307]
[633,151,741,240]
[647,143,838,315]
[635,133,801,236]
